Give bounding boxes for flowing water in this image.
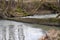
[0,20,47,40]
[0,14,60,40]
[22,14,59,18]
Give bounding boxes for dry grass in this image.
[39,29,60,40]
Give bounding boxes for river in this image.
[0,14,60,40]
[0,20,47,40]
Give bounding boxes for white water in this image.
[22,14,58,18]
[0,20,46,40]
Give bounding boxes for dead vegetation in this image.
[39,29,60,40]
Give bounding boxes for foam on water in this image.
[22,14,58,18]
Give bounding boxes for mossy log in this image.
[4,18,60,26]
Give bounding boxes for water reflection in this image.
[0,20,46,40]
